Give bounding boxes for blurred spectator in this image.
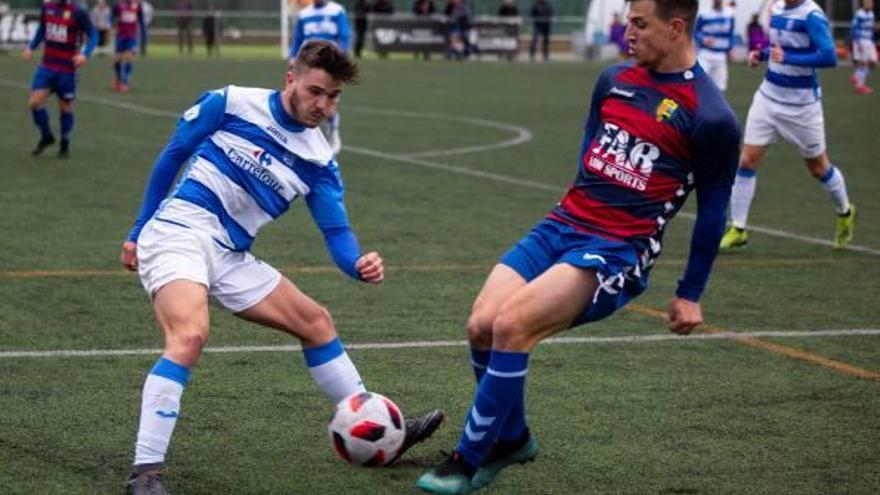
[609,12,627,59]
[140,0,153,56]
[373,0,394,15]
[353,0,370,58]
[203,6,221,57]
[497,0,518,17]
[176,0,194,56]
[747,13,768,52]
[497,0,519,61]
[445,0,472,60]
[529,0,552,61]
[412,0,435,60]
[91,0,112,56]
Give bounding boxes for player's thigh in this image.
[152,279,210,367]
[235,276,336,347]
[492,263,598,351]
[467,264,527,345]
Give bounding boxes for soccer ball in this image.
[328,391,405,466]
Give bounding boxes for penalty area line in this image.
[1,328,879,359]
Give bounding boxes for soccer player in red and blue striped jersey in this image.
[23,0,96,158]
[417,0,740,493]
[111,0,146,92]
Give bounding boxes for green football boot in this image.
[719,227,748,250]
[471,436,539,489]
[833,205,856,249]
[417,451,475,495]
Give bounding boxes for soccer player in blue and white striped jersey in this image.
[695,0,735,90]
[289,0,352,155]
[850,0,876,94]
[120,41,442,495]
[721,0,856,251]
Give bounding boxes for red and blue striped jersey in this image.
[550,63,740,301]
[37,1,93,74]
[113,0,143,40]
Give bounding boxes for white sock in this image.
[856,67,867,86]
[303,337,365,404]
[818,166,851,215]
[134,358,190,466]
[730,168,757,229]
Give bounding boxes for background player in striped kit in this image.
[720,0,856,251]
[417,0,740,493]
[111,0,146,92]
[120,41,442,495]
[22,0,96,158]
[288,0,352,155]
[850,0,876,94]
[694,0,736,91]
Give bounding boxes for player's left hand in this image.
[666,297,703,335]
[355,251,384,284]
[72,53,87,68]
[770,43,785,63]
[120,241,138,271]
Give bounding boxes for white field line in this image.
[2,328,879,359]
[2,78,877,256]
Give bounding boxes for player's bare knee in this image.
[299,305,337,346]
[166,328,208,359]
[490,312,530,350]
[465,313,493,348]
[805,156,829,179]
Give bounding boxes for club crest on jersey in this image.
[655,98,679,122]
[586,123,660,191]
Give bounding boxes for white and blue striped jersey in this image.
[695,7,736,54]
[290,1,351,58]
[759,0,837,106]
[852,9,875,41]
[127,86,363,278]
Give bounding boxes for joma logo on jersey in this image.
[586,123,660,191]
[655,98,679,122]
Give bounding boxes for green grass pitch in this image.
[0,49,878,494]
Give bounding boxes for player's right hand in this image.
[120,241,138,271]
[747,50,762,67]
[22,48,32,61]
[355,251,384,284]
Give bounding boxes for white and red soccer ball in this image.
[328,391,405,466]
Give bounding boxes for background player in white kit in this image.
[119,41,442,495]
[850,0,876,94]
[720,0,857,251]
[695,0,735,91]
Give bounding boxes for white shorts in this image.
[743,90,826,158]
[137,219,282,313]
[698,50,729,91]
[853,39,878,63]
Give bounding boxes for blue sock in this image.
[114,61,121,80]
[122,62,133,84]
[60,112,74,141]
[32,108,52,140]
[456,350,529,468]
[471,348,490,383]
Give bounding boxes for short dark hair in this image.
[290,40,359,84]
[627,0,699,34]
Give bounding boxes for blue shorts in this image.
[500,219,649,326]
[31,66,77,101]
[115,37,138,53]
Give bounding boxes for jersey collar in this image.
[648,62,704,84]
[269,91,305,133]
